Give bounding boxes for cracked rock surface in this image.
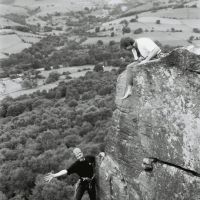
[97,48,200,200]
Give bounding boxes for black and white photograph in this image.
[0,0,200,199]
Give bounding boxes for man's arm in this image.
[132,48,138,60]
[44,170,68,183]
[142,46,161,63]
[53,170,68,178]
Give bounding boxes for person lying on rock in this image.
[44,148,96,200]
[120,37,162,99]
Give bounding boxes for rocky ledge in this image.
[97,48,200,200]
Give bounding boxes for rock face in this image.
[97,48,200,200]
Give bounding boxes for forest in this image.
[0,69,118,200]
[0,35,132,78]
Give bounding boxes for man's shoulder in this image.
[69,159,79,168]
[67,159,80,174]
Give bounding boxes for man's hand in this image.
[138,57,144,62]
[44,172,55,183]
[139,60,148,65]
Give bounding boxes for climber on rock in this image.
[120,37,162,99]
[44,148,96,200]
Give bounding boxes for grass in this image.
[0,31,43,55]
[140,8,200,19]
[0,16,24,27]
[12,0,97,16]
[26,16,47,26]
[0,53,8,60]
[84,6,200,47]
[0,3,28,15]
[0,34,32,54]
[0,78,22,95]
[181,19,200,28]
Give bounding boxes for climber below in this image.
[120,37,162,99]
[44,148,96,200]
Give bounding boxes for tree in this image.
[68,99,78,107]
[134,28,143,34]
[46,72,60,84]
[109,40,116,46]
[0,191,7,200]
[44,26,53,32]
[21,79,37,89]
[9,167,35,196]
[84,7,90,12]
[95,26,100,33]
[64,135,81,147]
[111,32,115,37]
[120,19,128,27]
[93,63,104,72]
[97,40,103,46]
[6,102,27,117]
[171,27,175,32]
[70,57,86,66]
[122,26,131,34]
[31,178,74,200]
[156,19,161,24]
[193,28,200,33]
[130,18,137,22]
[188,35,194,43]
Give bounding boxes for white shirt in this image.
[132,38,161,60]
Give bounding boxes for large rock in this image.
[98,48,200,200]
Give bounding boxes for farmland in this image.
[84,6,200,47]
[1,0,200,76]
[0,34,32,55]
[0,65,116,100]
[0,3,28,15]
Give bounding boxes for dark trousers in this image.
[74,179,96,200]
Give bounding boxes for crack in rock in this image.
[143,157,200,177]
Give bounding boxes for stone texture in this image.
[98,48,200,200]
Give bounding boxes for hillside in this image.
[0,0,126,15]
[84,4,200,47]
[1,0,200,58]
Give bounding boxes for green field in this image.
[0,34,32,54]
[0,17,24,27]
[140,8,200,19]
[0,3,28,15]
[12,0,102,16]
[84,6,200,47]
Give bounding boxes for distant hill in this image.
[0,0,126,16]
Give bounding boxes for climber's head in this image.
[120,37,135,50]
[73,148,84,160]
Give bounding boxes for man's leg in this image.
[87,181,96,200]
[121,62,138,99]
[74,182,85,200]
